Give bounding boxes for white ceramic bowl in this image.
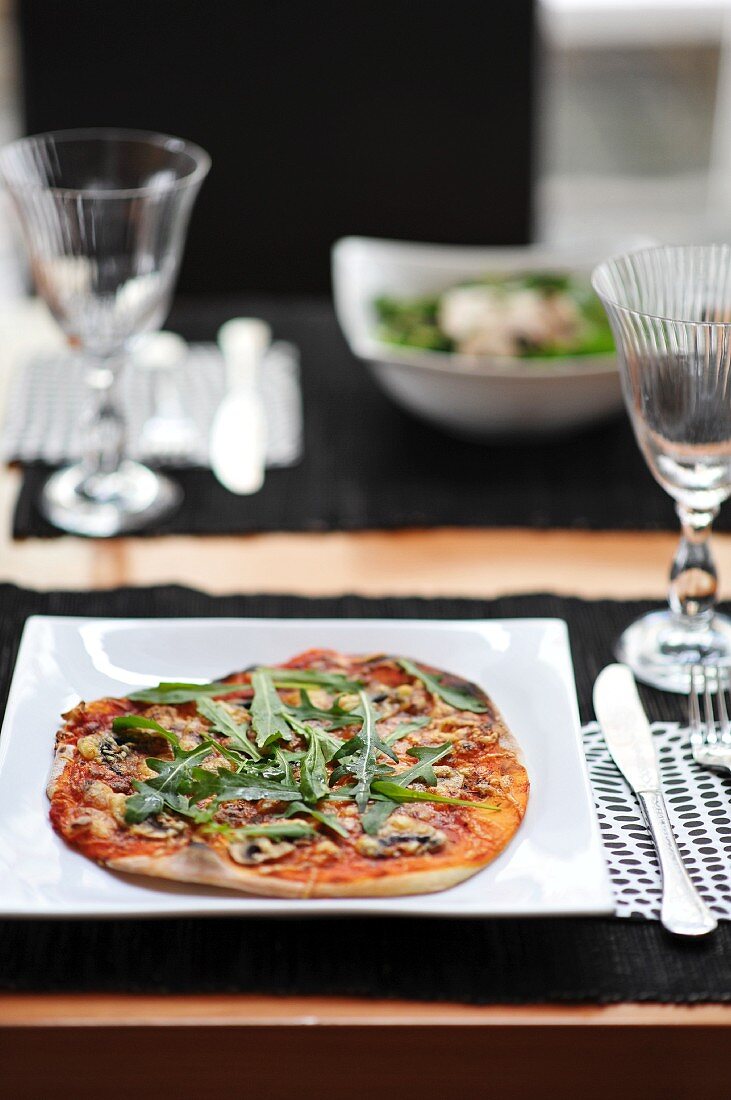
[332,236,626,440]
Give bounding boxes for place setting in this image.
[0,130,729,973]
[0,6,731,1092]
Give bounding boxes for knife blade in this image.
[210,318,271,495]
[594,663,717,937]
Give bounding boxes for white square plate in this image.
[0,616,613,919]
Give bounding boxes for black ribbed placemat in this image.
[0,582,728,1003]
[12,295,687,538]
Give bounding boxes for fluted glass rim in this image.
[0,126,211,200]
[592,244,731,329]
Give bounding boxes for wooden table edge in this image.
[0,994,728,1028]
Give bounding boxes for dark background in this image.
[17,0,536,293]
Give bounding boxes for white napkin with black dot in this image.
[0,341,303,469]
[584,720,731,920]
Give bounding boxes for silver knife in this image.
[593,663,717,936]
[211,318,271,495]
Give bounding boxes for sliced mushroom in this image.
[228,836,295,866]
[130,814,187,839]
[356,814,446,859]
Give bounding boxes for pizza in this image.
[47,649,529,897]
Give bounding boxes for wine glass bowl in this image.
[0,128,210,536]
[593,244,731,691]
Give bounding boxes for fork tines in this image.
[689,665,731,771]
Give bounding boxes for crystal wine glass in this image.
[0,128,210,536]
[593,244,731,691]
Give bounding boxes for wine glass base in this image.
[41,461,182,537]
[616,609,731,693]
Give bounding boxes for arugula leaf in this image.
[329,689,396,812]
[204,820,314,840]
[263,668,363,693]
[370,780,500,812]
[196,696,260,761]
[286,714,343,761]
[360,743,452,835]
[285,800,350,839]
[201,736,246,769]
[394,743,453,787]
[112,714,178,744]
[361,799,397,836]
[331,699,396,769]
[383,716,430,745]
[298,726,331,803]
[397,659,488,713]
[250,670,292,748]
[328,754,394,788]
[129,680,247,704]
[115,712,245,771]
[189,766,301,806]
[262,746,298,786]
[124,739,213,823]
[285,689,361,730]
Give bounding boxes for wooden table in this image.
[1,510,730,1098]
[0,304,728,1098]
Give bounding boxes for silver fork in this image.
[689,665,731,775]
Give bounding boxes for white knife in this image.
[210,318,271,495]
[593,663,717,936]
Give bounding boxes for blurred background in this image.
[0,0,730,296]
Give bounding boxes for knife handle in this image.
[637,790,717,936]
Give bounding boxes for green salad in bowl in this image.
[374,272,614,359]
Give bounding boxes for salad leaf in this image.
[204,820,314,841]
[196,696,260,760]
[285,689,361,730]
[330,689,396,812]
[285,800,350,839]
[374,295,453,352]
[262,746,298,786]
[112,714,178,744]
[286,714,343,762]
[395,742,453,787]
[299,726,330,804]
[129,680,247,704]
[263,668,363,693]
[201,736,246,770]
[360,799,397,836]
[250,670,292,748]
[519,272,572,292]
[397,658,487,713]
[383,716,430,745]
[360,742,452,835]
[189,766,301,807]
[369,781,500,813]
[124,738,214,823]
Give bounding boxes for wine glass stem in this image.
[81,355,126,486]
[668,504,719,625]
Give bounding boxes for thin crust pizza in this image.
[48,649,529,897]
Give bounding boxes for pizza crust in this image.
[46,743,74,799]
[106,844,488,898]
[106,844,315,898]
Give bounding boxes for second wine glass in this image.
[593,244,731,691]
[0,127,210,536]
